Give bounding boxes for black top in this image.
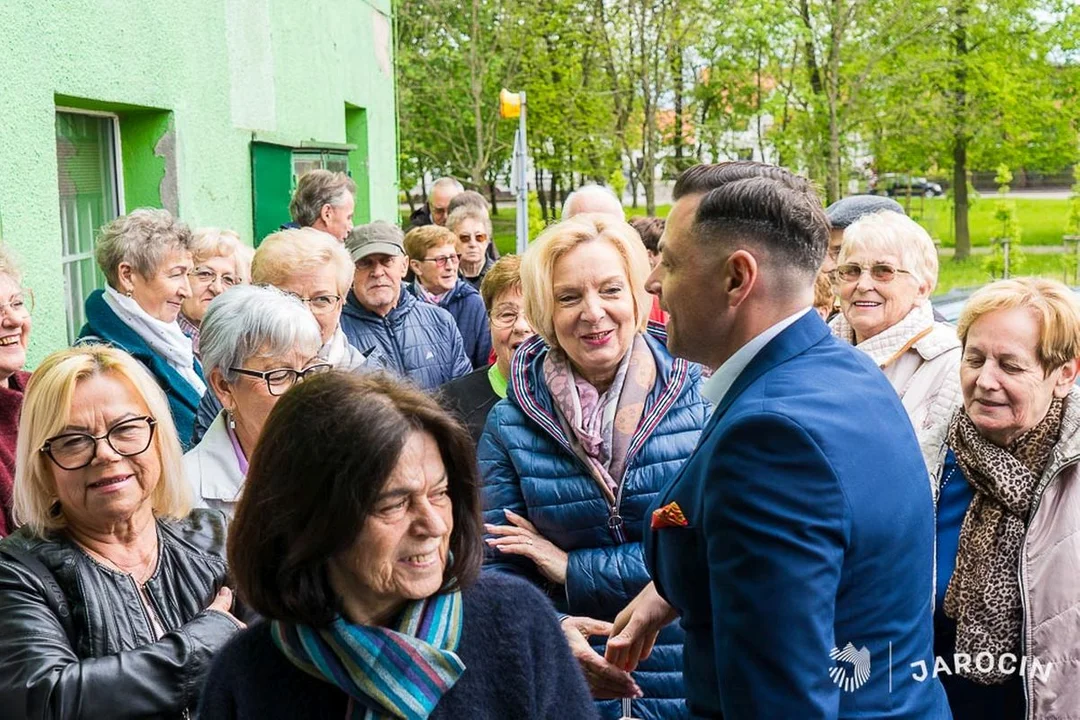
[198,572,597,720]
[439,365,500,446]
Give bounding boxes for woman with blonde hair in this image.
[0,345,246,718]
[480,214,709,718]
[922,278,1080,719]
[177,227,245,356]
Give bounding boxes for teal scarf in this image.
[271,589,466,719]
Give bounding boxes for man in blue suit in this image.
[606,163,949,718]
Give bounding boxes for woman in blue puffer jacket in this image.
[479,215,709,720]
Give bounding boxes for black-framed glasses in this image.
[189,267,240,288]
[41,416,157,471]
[229,363,333,395]
[835,262,913,283]
[418,254,461,269]
[283,292,342,315]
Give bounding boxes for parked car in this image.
[873,173,944,198]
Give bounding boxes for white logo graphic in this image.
[829,642,871,692]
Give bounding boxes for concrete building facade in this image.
[0,0,398,364]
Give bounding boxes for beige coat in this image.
[922,386,1080,719]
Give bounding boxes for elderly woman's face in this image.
[181,254,240,324]
[126,248,194,323]
[50,372,160,532]
[274,266,343,345]
[552,239,636,388]
[455,217,490,267]
[490,287,533,377]
[0,274,31,380]
[219,345,322,451]
[838,249,928,343]
[961,307,1078,447]
[411,242,460,296]
[328,430,453,624]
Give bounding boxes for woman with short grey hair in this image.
[182,284,327,516]
[77,207,205,447]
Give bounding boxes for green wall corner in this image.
[345,105,372,224]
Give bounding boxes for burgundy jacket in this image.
[0,371,30,537]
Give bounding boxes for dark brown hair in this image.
[228,372,484,626]
[672,161,815,200]
[629,216,665,254]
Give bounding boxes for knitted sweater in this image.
[197,572,597,720]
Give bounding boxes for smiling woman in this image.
[200,372,595,719]
[0,246,33,537]
[76,209,205,448]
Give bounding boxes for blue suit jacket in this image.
[646,311,950,719]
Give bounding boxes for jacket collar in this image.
[710,309,831,423]
[407,277,477,308]
[81,290,203,412]
[508,324,691,464]
[188,412,245,502]
[343,286,416,323]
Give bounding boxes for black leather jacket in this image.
[0,509,244,719]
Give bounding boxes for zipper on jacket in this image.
[1017,456,1080,719]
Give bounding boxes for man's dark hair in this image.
[447,190,489,215]
[673,161,815,201]
[693,175,830,276]
[629,216,665,254]
[229,371,484,627]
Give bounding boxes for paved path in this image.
[939,244,1070,256]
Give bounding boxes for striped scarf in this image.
[271,589,466,719]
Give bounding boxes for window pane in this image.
[56,111,119,343]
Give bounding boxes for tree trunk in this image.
[952,0,971,260]
[488,179,499,216]
[536,165,549,221]
[671,42,685,171]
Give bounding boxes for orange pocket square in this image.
[651,502,688,529]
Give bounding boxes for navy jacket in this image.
[77,289,203,449]
[197,573,598,720]
[646,311,950,719]
[340,288,471,391]
[480,326,709,720]
[408,280,492,369]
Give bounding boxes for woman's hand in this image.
[206,586,246,629]
[560,616,642,700]
[484,509,568,584]
[605,582,677,672]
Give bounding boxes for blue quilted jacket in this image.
[340,288,472,391]
[478,325,709,720]
[407,279,492,369]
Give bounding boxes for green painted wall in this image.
[0,0,398,366]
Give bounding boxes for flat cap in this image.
[825,195,906,229]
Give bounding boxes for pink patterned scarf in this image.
[543,333,656,501]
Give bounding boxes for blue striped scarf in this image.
[271,589,466,719]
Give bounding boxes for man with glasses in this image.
[404,225,491,369]
[340,222,472,391]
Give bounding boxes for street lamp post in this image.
[500,88,528,254]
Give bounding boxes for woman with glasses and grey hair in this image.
[0,345,249,718]
[829,210,962,435]
[183,285,328,516]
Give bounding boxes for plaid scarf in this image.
[945,397,1064,684]
[271,588,465,719]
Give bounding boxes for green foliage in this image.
[527,191,547,242]
[982,165,1023,277]
[1067,166,1080,237]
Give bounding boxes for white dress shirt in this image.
[702,307,812,412]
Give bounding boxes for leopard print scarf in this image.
[944,397,1064,684]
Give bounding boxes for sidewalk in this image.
[939,244,1069,256]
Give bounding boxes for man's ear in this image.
[319,203,334,224]
[723,249,759,310]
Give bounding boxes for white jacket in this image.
[182,411,245,518]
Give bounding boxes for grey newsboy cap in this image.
[344,221,405,262]
[825,195,906,229]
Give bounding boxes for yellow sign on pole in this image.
[499,88,522,119]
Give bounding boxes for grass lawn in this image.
[935,252,1076,295]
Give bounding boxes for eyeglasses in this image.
[229,363,333,396]
[41,416,157,471]
[284,292,342,315]
[418,254,461,269]
[457,232,489,245]
[189,268,240,288]
[490,308,527,329]
[0,290,33,318]
[835,263,913,283]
